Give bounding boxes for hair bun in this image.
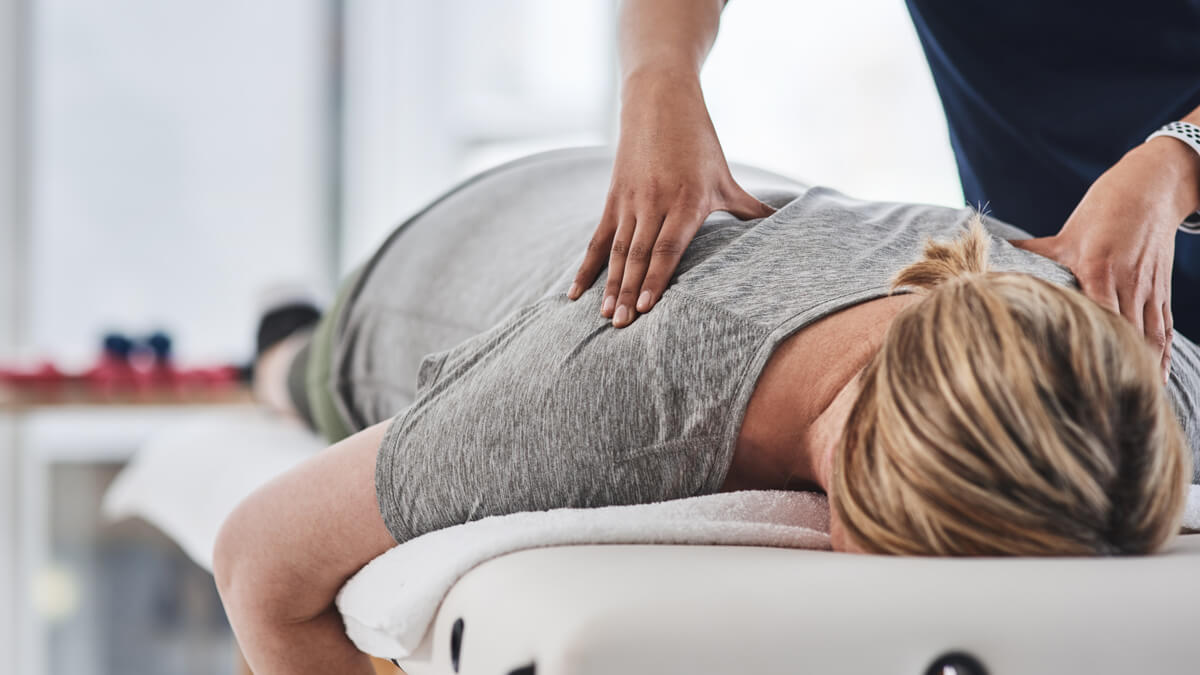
[892,213,991,292]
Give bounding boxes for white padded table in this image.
[104,411,1200,675]
[396,537,1200,675]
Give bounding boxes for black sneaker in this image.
[255,302,321,358]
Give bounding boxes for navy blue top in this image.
[905,0,1200,338]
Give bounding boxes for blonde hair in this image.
[831,216,1192,556]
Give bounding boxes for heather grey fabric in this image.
[323,148,1200,544]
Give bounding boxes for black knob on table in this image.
[449,617,465,672]
[925,651,988,675]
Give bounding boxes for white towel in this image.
[336,490,832,660]
[103,410,325,569]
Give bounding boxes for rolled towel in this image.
[337,490,831,660]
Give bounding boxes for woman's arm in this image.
[569,0,774,328]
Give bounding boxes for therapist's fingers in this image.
[612,212,665,328]
[601,213,637,319]
[1162,301,1174,382]
[623,186,772,321]
[637,205,706,314]
[1141,298,1166,353]
[1116,284,1145,337]
[1075,268,1120,318]
[1143,300,1172,383]
[569,203,619,301]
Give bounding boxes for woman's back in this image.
[329,147,804,424]
[329,148,1200,543]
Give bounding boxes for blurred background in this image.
[0,1,959,673]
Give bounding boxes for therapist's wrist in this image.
[621,63,702,105]
[1136,135,1200,223]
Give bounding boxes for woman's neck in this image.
[722,293,920,493]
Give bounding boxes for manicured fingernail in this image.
[602,295,615,314]
[637,290,652,311]
[614,305,630,324]
[568,283,580,299]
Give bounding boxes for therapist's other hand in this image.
[568,67,774,328]
[1012,138,1200,381]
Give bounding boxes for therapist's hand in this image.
[1011,138,1200,381]
[568,67,774,328]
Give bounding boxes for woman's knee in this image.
[213,492,318,626]
[213,421,395,626]
[213,497,263,617]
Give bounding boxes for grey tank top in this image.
[330,148,1200,543]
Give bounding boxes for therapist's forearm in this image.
[1143,104,1200,221]
[617,0,726,90]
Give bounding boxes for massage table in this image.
[104,410,1200,675]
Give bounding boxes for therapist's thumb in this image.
[720,183,776,221]
[1008,235,1058,258]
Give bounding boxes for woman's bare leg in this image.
[250,330,311,418]
[213,420,397,675]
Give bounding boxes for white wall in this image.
[704,0,960,207]
[0,0,24,671]
[338,0,615,272]
[0,0,21,356]
[28,0,335,366]
[339,1,458,274]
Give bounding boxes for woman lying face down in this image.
[819,222,1191,555]
[213,150,1197,675]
